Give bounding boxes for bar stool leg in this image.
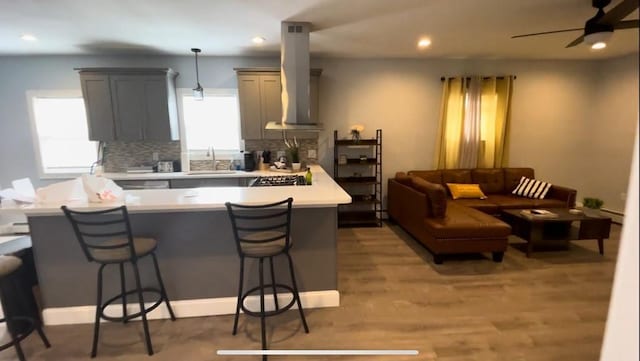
[258,258,267,361]
[5,317,26,361]
[269,257,279,310]
[119,263,128,323]
[233,256,245,335]
[285,252,309,333]
[150,253,176,321]
[132,262,154,356]
[35,324,51,348]
[91,264,105,358]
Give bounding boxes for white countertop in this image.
[1,165,352,216]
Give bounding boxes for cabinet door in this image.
[237,75,263,140]
[80,74,115,141]
[110,75,145,141]
[141,77,172,140]
[259,74,282,140]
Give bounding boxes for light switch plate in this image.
[308,149,317,159]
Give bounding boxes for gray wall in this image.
[1,54,638,213]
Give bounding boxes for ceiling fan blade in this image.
[599,0,640,25]
[511,28,584,38]
[614,19,640,29]
[565,35,585,48]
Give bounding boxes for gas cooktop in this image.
[250,175,308,187]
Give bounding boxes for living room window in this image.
[27,90,99,178]
[435,76,514,169]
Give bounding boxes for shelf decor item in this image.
[338,154,347,165]
[350,124,364,143]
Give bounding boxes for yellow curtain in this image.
[434,78,465,169]
[435,76,514,169]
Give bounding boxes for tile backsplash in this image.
[103,141,180,172]
[103,138,319,172]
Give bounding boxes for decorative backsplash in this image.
[244,138,318,164]
[102,138,319,172]
[103,141,180,172]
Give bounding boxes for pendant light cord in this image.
[195,51,200,85]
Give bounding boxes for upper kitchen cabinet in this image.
[76,68,179,141]
[234,68,320,140]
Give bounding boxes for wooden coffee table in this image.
[500,208,612,257]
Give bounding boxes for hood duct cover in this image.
[265,22,323,132]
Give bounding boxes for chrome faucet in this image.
[206,146,216,170]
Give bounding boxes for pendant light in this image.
[191,48,204,100]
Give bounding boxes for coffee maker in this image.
[243,151,256,171]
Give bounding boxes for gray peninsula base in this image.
[28,207,338,323]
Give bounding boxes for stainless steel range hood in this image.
[265,22,323,132]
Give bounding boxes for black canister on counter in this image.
[244,151,256,171]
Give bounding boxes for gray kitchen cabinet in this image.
[77,68,179,141]
[80,73,116,141]
[234,68,321,140]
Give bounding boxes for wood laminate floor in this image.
[1,223,622,361]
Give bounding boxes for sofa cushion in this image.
[410,177,447,218]
[472,169,505,194]
[408,170,442,185]
[424,203,511,239]
[446,183,487,200]
[504,168,535,193]
[449,199,500,214]
[395,172,412,186]
[512,176,552,199]
[441,169,472,185]
[531,198,567,208]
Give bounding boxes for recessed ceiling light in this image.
[591,42,607,50]
[417,38,431,48]
[21,34,38,42]
[252,36,266,44]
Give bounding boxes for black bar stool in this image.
[0,255,51,361]
[225,197,309,360]
[61,205,176,357]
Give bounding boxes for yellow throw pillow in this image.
[446,183,487,200]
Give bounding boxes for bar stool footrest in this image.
[0,316,36,352]
[100,287,164,323]
[240,284,297,318]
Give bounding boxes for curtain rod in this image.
[440,76,516,82]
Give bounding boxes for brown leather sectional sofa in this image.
[387,168,577,264]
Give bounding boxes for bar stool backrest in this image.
[225,197,293,257]
[61,205,137,263]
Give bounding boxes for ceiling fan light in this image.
[591,42,607,50]
[584,31,613,46]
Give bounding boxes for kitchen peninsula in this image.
[3,165,351,325]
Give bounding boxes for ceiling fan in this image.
[512,0,640,49]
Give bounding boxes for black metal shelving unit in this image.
[333,129,382,227]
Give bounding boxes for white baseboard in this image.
[600,208,624,224]
[42,290,340,326]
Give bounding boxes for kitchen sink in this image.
[186,170,237,175]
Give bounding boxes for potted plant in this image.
[582,197,604,216]
[284,135,301,171]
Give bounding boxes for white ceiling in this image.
[0,0,638,59]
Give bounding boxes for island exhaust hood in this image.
[265,22,323,132]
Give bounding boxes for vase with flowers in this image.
[350,124,364,143]
[284,135,301,171]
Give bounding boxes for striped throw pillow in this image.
[512,176,552,199]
